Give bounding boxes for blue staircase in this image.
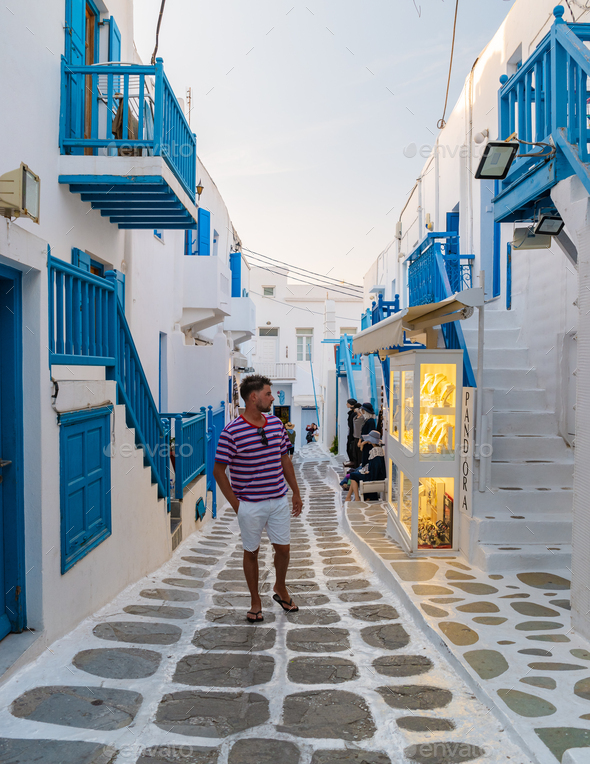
[407,232,476,388]
[494,6,590,222]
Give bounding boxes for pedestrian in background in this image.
[344,398,358,467]
[306,423,318,444]
[358,402,376,467]
[285,422,296,458]
[213,375,303,623]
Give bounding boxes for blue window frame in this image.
[59,407,112,573]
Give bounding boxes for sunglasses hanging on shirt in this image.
[257,427,269,446]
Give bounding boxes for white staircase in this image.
[462,309,574,571]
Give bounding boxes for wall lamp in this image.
[475,141,519,180]
[196,179,204,199]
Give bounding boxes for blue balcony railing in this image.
[161,412,207,501]
[48,255,170,499]
[60,58,196,200]
[495,7,590,220]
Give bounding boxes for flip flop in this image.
[246,610,264,623]
[273,593,299,613]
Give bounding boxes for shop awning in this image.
[233,352,249,371]
[353,288,484,356]
[293,395,323,408]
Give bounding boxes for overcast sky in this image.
[134,0,516,284]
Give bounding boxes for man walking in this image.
[213,375,303,623]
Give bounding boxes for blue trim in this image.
[230,251,242,297]
[0,264,26,635]
[198,208,211,255]
[368,354,378,414]
[59,406,112,573]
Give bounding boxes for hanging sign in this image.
[459,388,475,517]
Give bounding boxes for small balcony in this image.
[253,363,297,380]
[58,58,197,229]
[223,296,257,344]
[181,256,232,334]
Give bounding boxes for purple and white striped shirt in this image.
[215,414,290,501]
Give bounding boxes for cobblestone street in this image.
[0,449,532,764]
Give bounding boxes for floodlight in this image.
[534,214,565,236]
[475,142,519,180]
[0,163,40,223]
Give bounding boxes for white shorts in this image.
[237,495,291,552]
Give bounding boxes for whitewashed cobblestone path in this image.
[0,448,532,764]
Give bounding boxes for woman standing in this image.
[306,423,318,444]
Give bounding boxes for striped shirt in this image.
[215,414,290,501]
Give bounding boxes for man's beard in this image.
[256,401,272,413]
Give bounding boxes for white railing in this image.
[253,363,297,379]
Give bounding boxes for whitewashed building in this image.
[356,1,584,587]
[0,0,253,675]
[247,266,363,453]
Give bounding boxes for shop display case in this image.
[385,349,463,552]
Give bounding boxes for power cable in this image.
[248,263,364,299]
[151,0,167,65]
[242,247,362,290]
[437,0,460,130]
[247,259,363,298]
[244,250,363,293]
[245,254,364,296]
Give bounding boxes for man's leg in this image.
[237,499,265,619]
[267,496,297,609]
[272,543,293,605]
[243,548,262,618]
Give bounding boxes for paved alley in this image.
[0,449,531,764]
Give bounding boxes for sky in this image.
[133,0,517,285]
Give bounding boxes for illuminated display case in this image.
[386,349,463,552]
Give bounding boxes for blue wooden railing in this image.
[407,233,476,388]
[496,7,590,213]
[161,412,207,500]
[206,402,226,519]
[48,257,117,366]
[60,58,196,200]
[362,294,401,330]
[48,256,170,500]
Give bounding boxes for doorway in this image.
[274,405,291,425]
[0,265,25,639]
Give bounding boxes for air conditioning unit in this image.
[0,163,40,223]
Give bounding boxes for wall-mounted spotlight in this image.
[475,141,519,180]
[534,214,565,237]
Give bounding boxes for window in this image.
[263,286,275,297]
[212,229,219,257]
[59,407,112,573]
[259,327,278,337]
[297,328,313,362]
[154,229,164,243]
[185,230,197,256]
[340,327,358,337]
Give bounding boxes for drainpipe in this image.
[434,139,440,231]
[476,270,486,491]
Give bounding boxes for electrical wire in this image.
[248,262,365,299]
[244,250,363,294]
[242,247,363,290]
[437,0,460,130]
[151,0,167,65]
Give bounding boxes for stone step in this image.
[474,347,531,368]
[492,387,547,411]
[472,543,572,572]
[473,512,572,545]
[473,486,573,513]
[463,326,523,349]
[492,434,573,461]
[491,460,574,487]
[479,368,540,388]
[493,410,558,435]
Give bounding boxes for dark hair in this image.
[240,374,272,402]
[347,398,357,406]
[353,402,361,410]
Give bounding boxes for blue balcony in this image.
[58,58,197,229]
[494,7,590,223]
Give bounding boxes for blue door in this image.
[0,266,25,638]
[65,0,86,153]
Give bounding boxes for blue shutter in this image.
[230,251,241,297]
[60,408,112,573]
[65,0,86,153]
[72,247,91,271]
[108,17,121,62]
[198,208,211,256]
[446,211,460,256]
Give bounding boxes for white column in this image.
[552,176,590,639]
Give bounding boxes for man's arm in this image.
[281,453,303,517]
[213,462,239,513]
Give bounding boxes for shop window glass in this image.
[400,471,412,538]
[390,370,400,440]
[418,477,454,549]
[401,370,414,451]
[419,363,457,460]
